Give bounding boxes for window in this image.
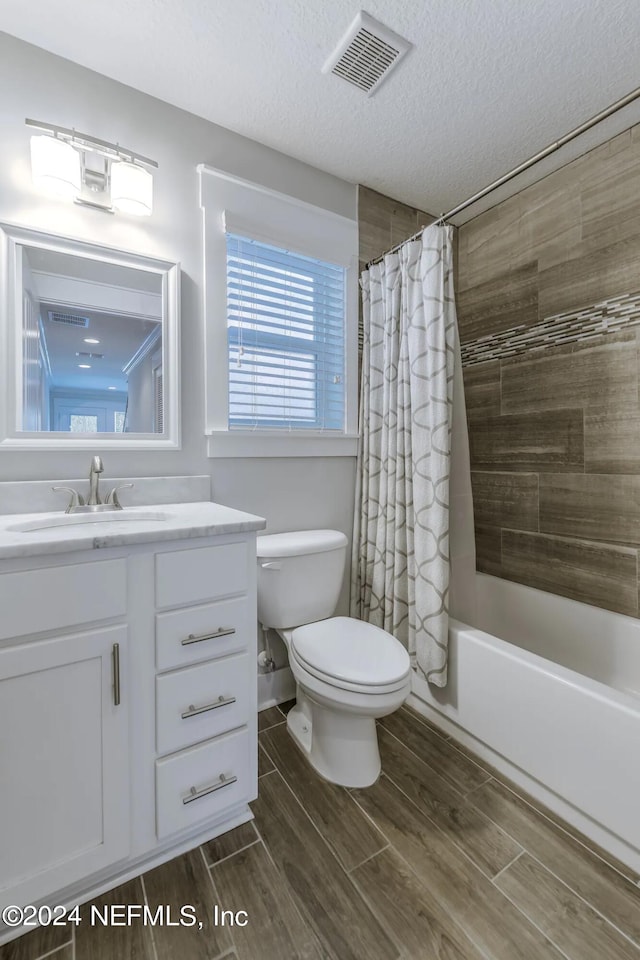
[226,234,345,431]
[200,163,358,456]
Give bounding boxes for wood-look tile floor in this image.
[4,703,640,960]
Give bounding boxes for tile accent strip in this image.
[460,290,640,365]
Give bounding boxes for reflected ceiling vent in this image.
[322,11,411,96]
[47,311,89,327]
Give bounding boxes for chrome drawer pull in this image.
[182,773,237,805]
[181,627,236,646]
[112,642,121,706]
[181,695,236,719]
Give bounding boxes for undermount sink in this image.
[7,510,171,533]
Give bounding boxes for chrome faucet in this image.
[87,455,104,505]
[52,457,134,513]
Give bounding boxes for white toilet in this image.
[256,529,411,788]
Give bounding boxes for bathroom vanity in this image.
[0,497,265,938]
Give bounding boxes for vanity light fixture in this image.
[78,363,91,369]
[84,337,100,345]
[26,118,157,216]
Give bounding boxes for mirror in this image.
[0,223,180,449]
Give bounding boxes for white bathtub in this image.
[410,573,640,874]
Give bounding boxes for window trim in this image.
[199,164,359,458]
[206,430,358,458]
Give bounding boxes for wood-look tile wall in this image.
[357,184,434,271]
[357,184,435,378]
[458,123,640,616]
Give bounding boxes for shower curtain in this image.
[351,224,458,687]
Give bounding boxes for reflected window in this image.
[70,415,98,433]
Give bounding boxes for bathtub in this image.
[409,573,640,874]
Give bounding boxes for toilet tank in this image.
[256,529,348,629]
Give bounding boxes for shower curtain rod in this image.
[367,83,640,267]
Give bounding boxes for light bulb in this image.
[111,160,153,216]
[30,136,81,200]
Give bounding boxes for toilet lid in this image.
[257,529,347,558]
[291,616,410,687]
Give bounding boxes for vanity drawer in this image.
[0,559,127,641]
[155,727,251,839]
[155,542,247,609]
[156,653,250,755]
[155,596,250,671]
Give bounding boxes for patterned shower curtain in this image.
[351,224,458,687]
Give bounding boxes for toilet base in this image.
[287,687,382,788]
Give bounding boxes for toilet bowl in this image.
[257,530,411,787]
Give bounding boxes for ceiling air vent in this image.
[322,11,411,96]
[47,311,89,327]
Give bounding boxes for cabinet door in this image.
[0,625,130,909]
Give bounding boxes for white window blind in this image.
[226,233,346,431]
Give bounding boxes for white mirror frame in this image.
[0,222,181,450]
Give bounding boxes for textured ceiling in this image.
[2,0,640,219]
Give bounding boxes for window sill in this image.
[206,431,359,458]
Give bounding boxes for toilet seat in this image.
[291,616,410,695]
[290,645,410,697]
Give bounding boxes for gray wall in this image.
[0,33,357,569]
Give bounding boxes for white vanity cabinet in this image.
[151,540,258,841]
[0,558,130,910]
[0,517,261,937]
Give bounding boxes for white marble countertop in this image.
[0,501,266,560]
